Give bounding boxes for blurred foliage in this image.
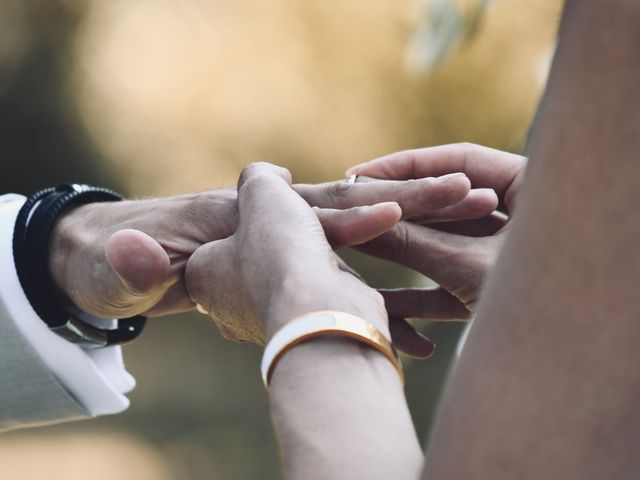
[0,0,562,478]
[407,0,494,72]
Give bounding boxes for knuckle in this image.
[454,141,480,151]
[238,173,291,201]
[239,162,291,189]
[398,224,414,263]
[443,294,472,320]
[187,190,223,213]
[395,148,420,163]
[238,177,279,209]
[185,244,227,304]
[454,142,479,162]
[417,294,435,318]
[241,161,269,176]
[238,173,270,195]
[238,162,269,188]
[324,181,354,206]
[386,222,413,263]
[449,142,481,177]
[183,190,239,238]
[327,221,348,247]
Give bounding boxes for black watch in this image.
[13,183,146,348]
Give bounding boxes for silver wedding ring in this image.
[346,174,359,185]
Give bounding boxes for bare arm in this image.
[186,163,424,479]
[270,339,422,480]
[421,1,640,478]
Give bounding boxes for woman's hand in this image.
[349,143,526,322]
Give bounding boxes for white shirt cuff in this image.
[0,194,135,416]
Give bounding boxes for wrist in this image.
[14,184,147,347]
[48,203,98,307]
[264,271,388,342]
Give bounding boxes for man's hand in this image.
[349,143,526,322]
[49,168,490,321]
[48,189,238,319]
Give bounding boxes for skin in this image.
[48,174,495,326]
[346,144,525,356]
[420,1,640,478]
[353,144,526,318]
[185,163,423,478]
[187,1,640,478]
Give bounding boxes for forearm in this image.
[270,338,422,480]
[422,2,640,479]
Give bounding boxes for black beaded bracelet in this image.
[13,184,146,348]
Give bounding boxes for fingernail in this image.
[436,172,467,184]
[374,201,400,209]
[196,303,209,315]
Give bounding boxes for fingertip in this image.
[373,201,402,223]
[357,201,402,235]
[419,340,437,359]
[405,338,436,359]
[475,188,500,209]
[319,202,402,249]
[459,188,500,217]
[389,317,436,359]
[445,173,471,201]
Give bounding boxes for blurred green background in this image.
[0,0,561,478]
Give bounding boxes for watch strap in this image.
[13,184,147,348]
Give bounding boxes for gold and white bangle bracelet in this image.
[260,311,403,389]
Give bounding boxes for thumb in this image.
[105,229,171,294]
